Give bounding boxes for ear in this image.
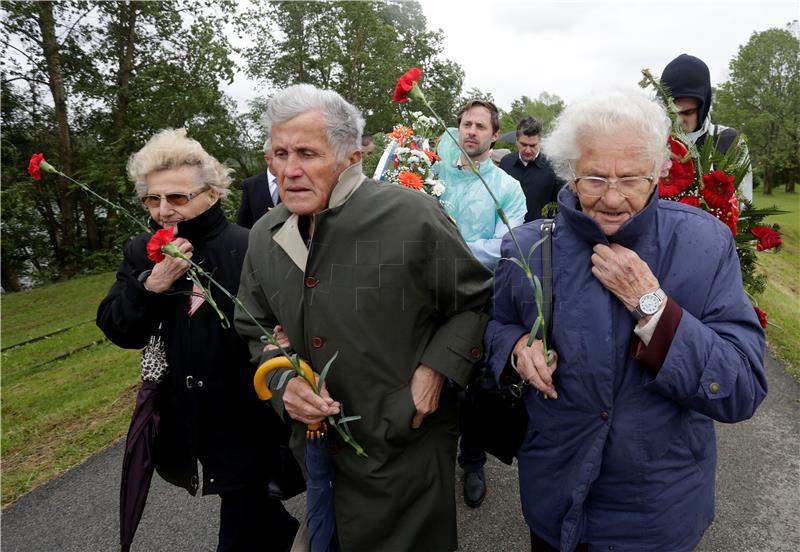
[208,187,221,203]
[492,129,501,142]
[347,148,363,166]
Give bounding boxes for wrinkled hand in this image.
[283,375,340,425]
[591,244,659,313]
[513,336,558,399]
[263,325,291,352]
[145,237,193,293]
[409,364,445,429]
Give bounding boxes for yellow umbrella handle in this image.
[253,356,323,436]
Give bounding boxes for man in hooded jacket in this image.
[660,53,754,201]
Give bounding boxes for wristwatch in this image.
[632,288,666,321]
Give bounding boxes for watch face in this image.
[640,293,661,315]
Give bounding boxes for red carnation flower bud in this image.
[751,226,782,251]
[392,67,423,103]
[146,227,177,263]
[28,153,46,181]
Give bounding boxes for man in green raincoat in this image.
[234,84,492,552]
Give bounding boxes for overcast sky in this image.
[224,0,798,113]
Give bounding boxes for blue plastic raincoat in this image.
[432,129,526,270]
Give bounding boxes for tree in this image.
[1,0,244,285]
[715,26,800,194]
[500,92,565,135]
[237,0,464,133]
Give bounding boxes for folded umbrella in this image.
[119,381,160,552]
[305,427,339,552]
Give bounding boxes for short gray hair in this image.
[263,137,271,155]
[262,84,365,162]
[542,87,671,183]
[127,128,233,199]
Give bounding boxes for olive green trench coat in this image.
[235,164,492,551]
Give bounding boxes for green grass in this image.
[1,272,140,506]
[752,187,800,380]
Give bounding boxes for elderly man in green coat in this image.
[234,84,492,551]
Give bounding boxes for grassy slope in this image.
[1,273,139,506]
[751,188,800,380]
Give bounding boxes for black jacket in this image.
[237,172,275,229]
[97,204,291,496]
[499,152,564,222]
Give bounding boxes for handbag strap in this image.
[540,219,554,342]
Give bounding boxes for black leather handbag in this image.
[465,220,555,465]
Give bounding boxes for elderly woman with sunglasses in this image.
[484,88,766,552]
[97,129,300,551]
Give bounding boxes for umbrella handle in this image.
[253,356,324,436]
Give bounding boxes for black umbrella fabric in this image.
[305,431,339,552]
[119,381,160,552]
[497,130,517,144]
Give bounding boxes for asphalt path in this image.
[2,354,798,552]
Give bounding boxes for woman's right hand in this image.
[512,335,558,399]
[144,237,193,293]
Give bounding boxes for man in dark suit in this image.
[237,139,280,229]
[499,117,564,222]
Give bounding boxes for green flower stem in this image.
[414,90,551,357]
[48,167,150,234]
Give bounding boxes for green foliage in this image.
[1,0,246,287]
[714,26,800,194]
[499,92,565,135]
[238,0,464,133]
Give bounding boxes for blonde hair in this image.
[127,128,233,198]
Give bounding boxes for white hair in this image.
[542,87,671,183]
[263,137,271,154]
[127,128,233,199]
[262,84,365,162]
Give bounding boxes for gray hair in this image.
[542,87,671,184]
[263,137,271,155]
[262,84,365,162]
[127,128,233,199]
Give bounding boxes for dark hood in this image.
[660,54,712,132]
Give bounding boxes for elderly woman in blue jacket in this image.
[484,87,767,552]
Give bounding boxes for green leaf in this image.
[337,415,362,425]
[276,369,293,391]
[317,350,339,392]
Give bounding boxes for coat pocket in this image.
[380,383,419,445]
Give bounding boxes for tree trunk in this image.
[785,181,795,192]
[763,165,774,195]
[37,1,78,276]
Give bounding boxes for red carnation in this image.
[658,137,694,198]
[146,227,176,263]
[678,196,701,208]
[753,306,768,329]
[392,67,422,103]
[700,170,736,210]
[751,226,782,251]
[28,153,46,180]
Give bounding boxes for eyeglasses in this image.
[677,107,698,117]
[141,187,208,208]
[573,175,656,198]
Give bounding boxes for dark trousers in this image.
[530,530,588,552]
[458,386,487,473]
[217,488,299,552]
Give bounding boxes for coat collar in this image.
[272,162,366,272]
[149,202,228,242]
[556,185,659,248]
